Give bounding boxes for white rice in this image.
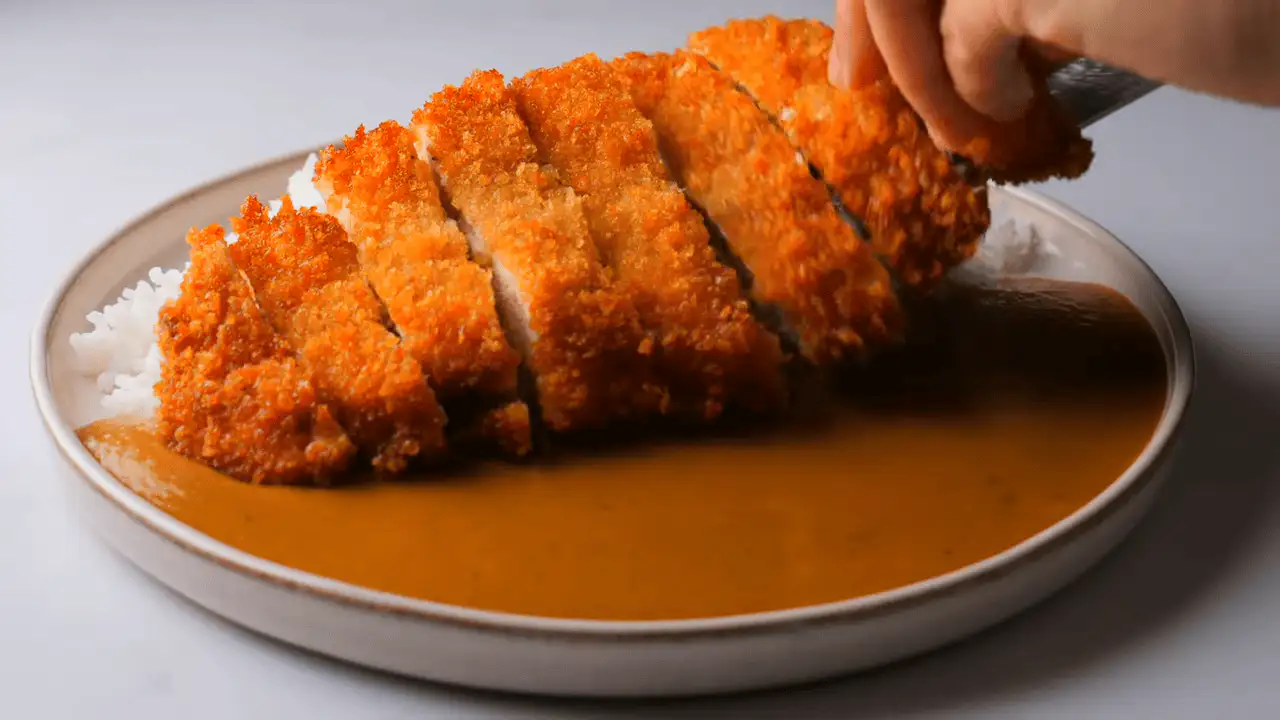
[68,266,187,418]
[964,218,1060,277]
[68,153,1052,420]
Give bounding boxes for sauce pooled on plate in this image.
[79,278,1168,621]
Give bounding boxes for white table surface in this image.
[4,1,1280,717]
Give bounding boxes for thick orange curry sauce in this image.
[79,279,1167,621]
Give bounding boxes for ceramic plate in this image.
[31,149,1194,698]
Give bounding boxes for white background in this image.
[4,0,1280,717]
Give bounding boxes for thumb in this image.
[828,0,884,88]
[940,0,1035,122]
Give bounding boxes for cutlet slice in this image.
[411,69,664,431]
[313,121,530,455]
[156,224,356,484]
[689,17,1092,183]
[511,54,785,419]
[228,196,446,472]
[688,17,993,289]
[611,51,901,364]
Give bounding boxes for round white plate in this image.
[31,149,1194,698]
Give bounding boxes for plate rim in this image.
[29,146,1197,641]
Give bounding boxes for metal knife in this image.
[1049,58,1162,128]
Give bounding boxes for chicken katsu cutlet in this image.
[688,17,991,289]
[689,17,1092,182]
[412,69,666,431]
[511,53,785,419]
[313,121,530,455]
[228,196,446,472]
[612,51,901,364]
[156,224,355,484]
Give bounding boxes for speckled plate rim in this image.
[30,147,1196,641]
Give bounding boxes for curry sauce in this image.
[78,278,1167,621]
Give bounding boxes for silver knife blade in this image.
[1048,59,1162,128]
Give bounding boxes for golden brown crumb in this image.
[480,400,533,457]
[689,17,1092,182]
[156,224,356,484]
[228,196,446,472]
[688,17,993,289]
[953,79,1096,185]
[412,69,665,431]
[511,53,785,418]
[612,51,901,363]
[313,121,530,455]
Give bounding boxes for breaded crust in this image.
[315,121,522,399]
[314,121,529,455]
[689,17,1091,184]
[511,53,785,418]
[228,196,446,472]
[612,51,901,364]
[688,17,992,289]
[412,69,664,430]
[156,224,355,484]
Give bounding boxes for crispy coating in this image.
[612,51,901,363]
[689,17,992,288]
[228,196,446,472]
[511,53,785,418]
[480,400,533,457]
[315,121,522,398]
[412,69,665,430]
[313,121,529,455]
[689,17,1092,184]
[954,80,1096,185]
[156,224,355,484]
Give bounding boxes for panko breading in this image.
[412,69,665,431]
[688,17,991,289]
[228,196,446,472]
[953,80,1096,185]
[313,121,530,455]
[511,53,785,418]
[612,51,901,364]
[156,224,355,484]
[689,17,1091,185]
[314,121,522,399]
[480,400,533,457]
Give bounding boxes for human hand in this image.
[829,0,1280,152]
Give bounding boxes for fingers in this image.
[828,0,884,88]
[865,0,989,148]
[940,0,1033,122]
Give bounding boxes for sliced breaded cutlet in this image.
[313,121,530,456]
[511,53,785,419]
[696,16,1092,183]
[688,17,991,289]
[611,51,901,364]
[411,69,665,431]
[156,224,355,484]
[228,196,446,472]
